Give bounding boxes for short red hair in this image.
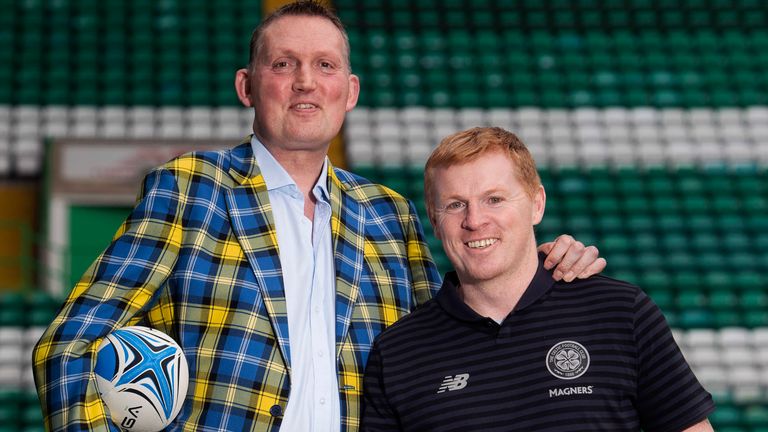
[424,127,541,222]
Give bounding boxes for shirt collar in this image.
[436,252,556,323]
[251,135,330,201]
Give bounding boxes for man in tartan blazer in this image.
[33,2,605,431]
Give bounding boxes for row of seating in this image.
[345,107,768,167]
[336,0,767,11]
[0,106,253,140]
[0,105,254,176]
[5,0,768,107]
[2,0,259,106]
[353,29,768,51]
[349,106,768,125]
[337,1,768,31]
[356,88,767,109]
[2,105,767,176]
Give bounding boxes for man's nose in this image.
[292,64,317,92]
[461,204,488,230]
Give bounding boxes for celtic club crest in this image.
[546,341,590,380]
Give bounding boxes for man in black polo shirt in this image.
[361,127,715,431]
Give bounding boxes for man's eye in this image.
[445,201,465,211]
[272,61,293,70]
[488,196,504,204]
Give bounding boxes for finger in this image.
[577,258,607,279]
[537,242,555,267]
[544,235,577,276]
[559,245,600,282]
[551,241,587,281]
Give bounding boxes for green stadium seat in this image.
[602,252,634,274]
[657,215,686,232]
[0,391,20,429]
[0,293,27,327]
[744,311,768,327]
[471,10,495,27]
[738,288,768,309]
[639,270,671,291]
[714,310,741,327]
[673,271,702,290]
[691,233,719,253]
[756,235,768,253]
[21,401,43,429]
[732,271,766,291]
[622,196,650,214]
[709,289,738,310]
[677,309,715,328]
[666,251,696,271]
[676,289,708,308]
[687,215,716,232]
[699,253,727,272]
[729,252,759,271]
[723,233,751,252]
[709,403,742,430]
[744,404,768,428]
[596,215,624,233]
[28,292,61,328]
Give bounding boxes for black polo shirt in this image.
[362,254,715,431]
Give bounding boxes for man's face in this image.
[236,15,359,156]
[430,150,545,286]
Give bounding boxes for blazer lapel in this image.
[328,167,366,357]
[225,140,292,368]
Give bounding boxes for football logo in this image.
[546,341,589,380]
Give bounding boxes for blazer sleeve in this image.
[403,199,442,307]
[32,167,184,431]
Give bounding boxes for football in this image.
[94,326,189,432]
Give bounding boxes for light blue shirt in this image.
[251,137,338,431]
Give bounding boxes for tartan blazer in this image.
[33,139,442,431]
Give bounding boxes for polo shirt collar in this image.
[436,252,556,324]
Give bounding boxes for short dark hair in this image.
[248,1,351,70]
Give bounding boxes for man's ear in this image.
[235,68,253,107]
[531,185,546,226]
[346,73,360,112]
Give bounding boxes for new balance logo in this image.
[436,373,470,393]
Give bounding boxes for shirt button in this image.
[317,351,324,357]
[314,306,320,313]
[319,397,326,405]
[269,404,283,417]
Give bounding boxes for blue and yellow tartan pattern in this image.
[32,139,442,431]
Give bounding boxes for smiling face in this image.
[430,149,546,286]
[235,15,359,159]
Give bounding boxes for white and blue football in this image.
[94,326,189,432]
